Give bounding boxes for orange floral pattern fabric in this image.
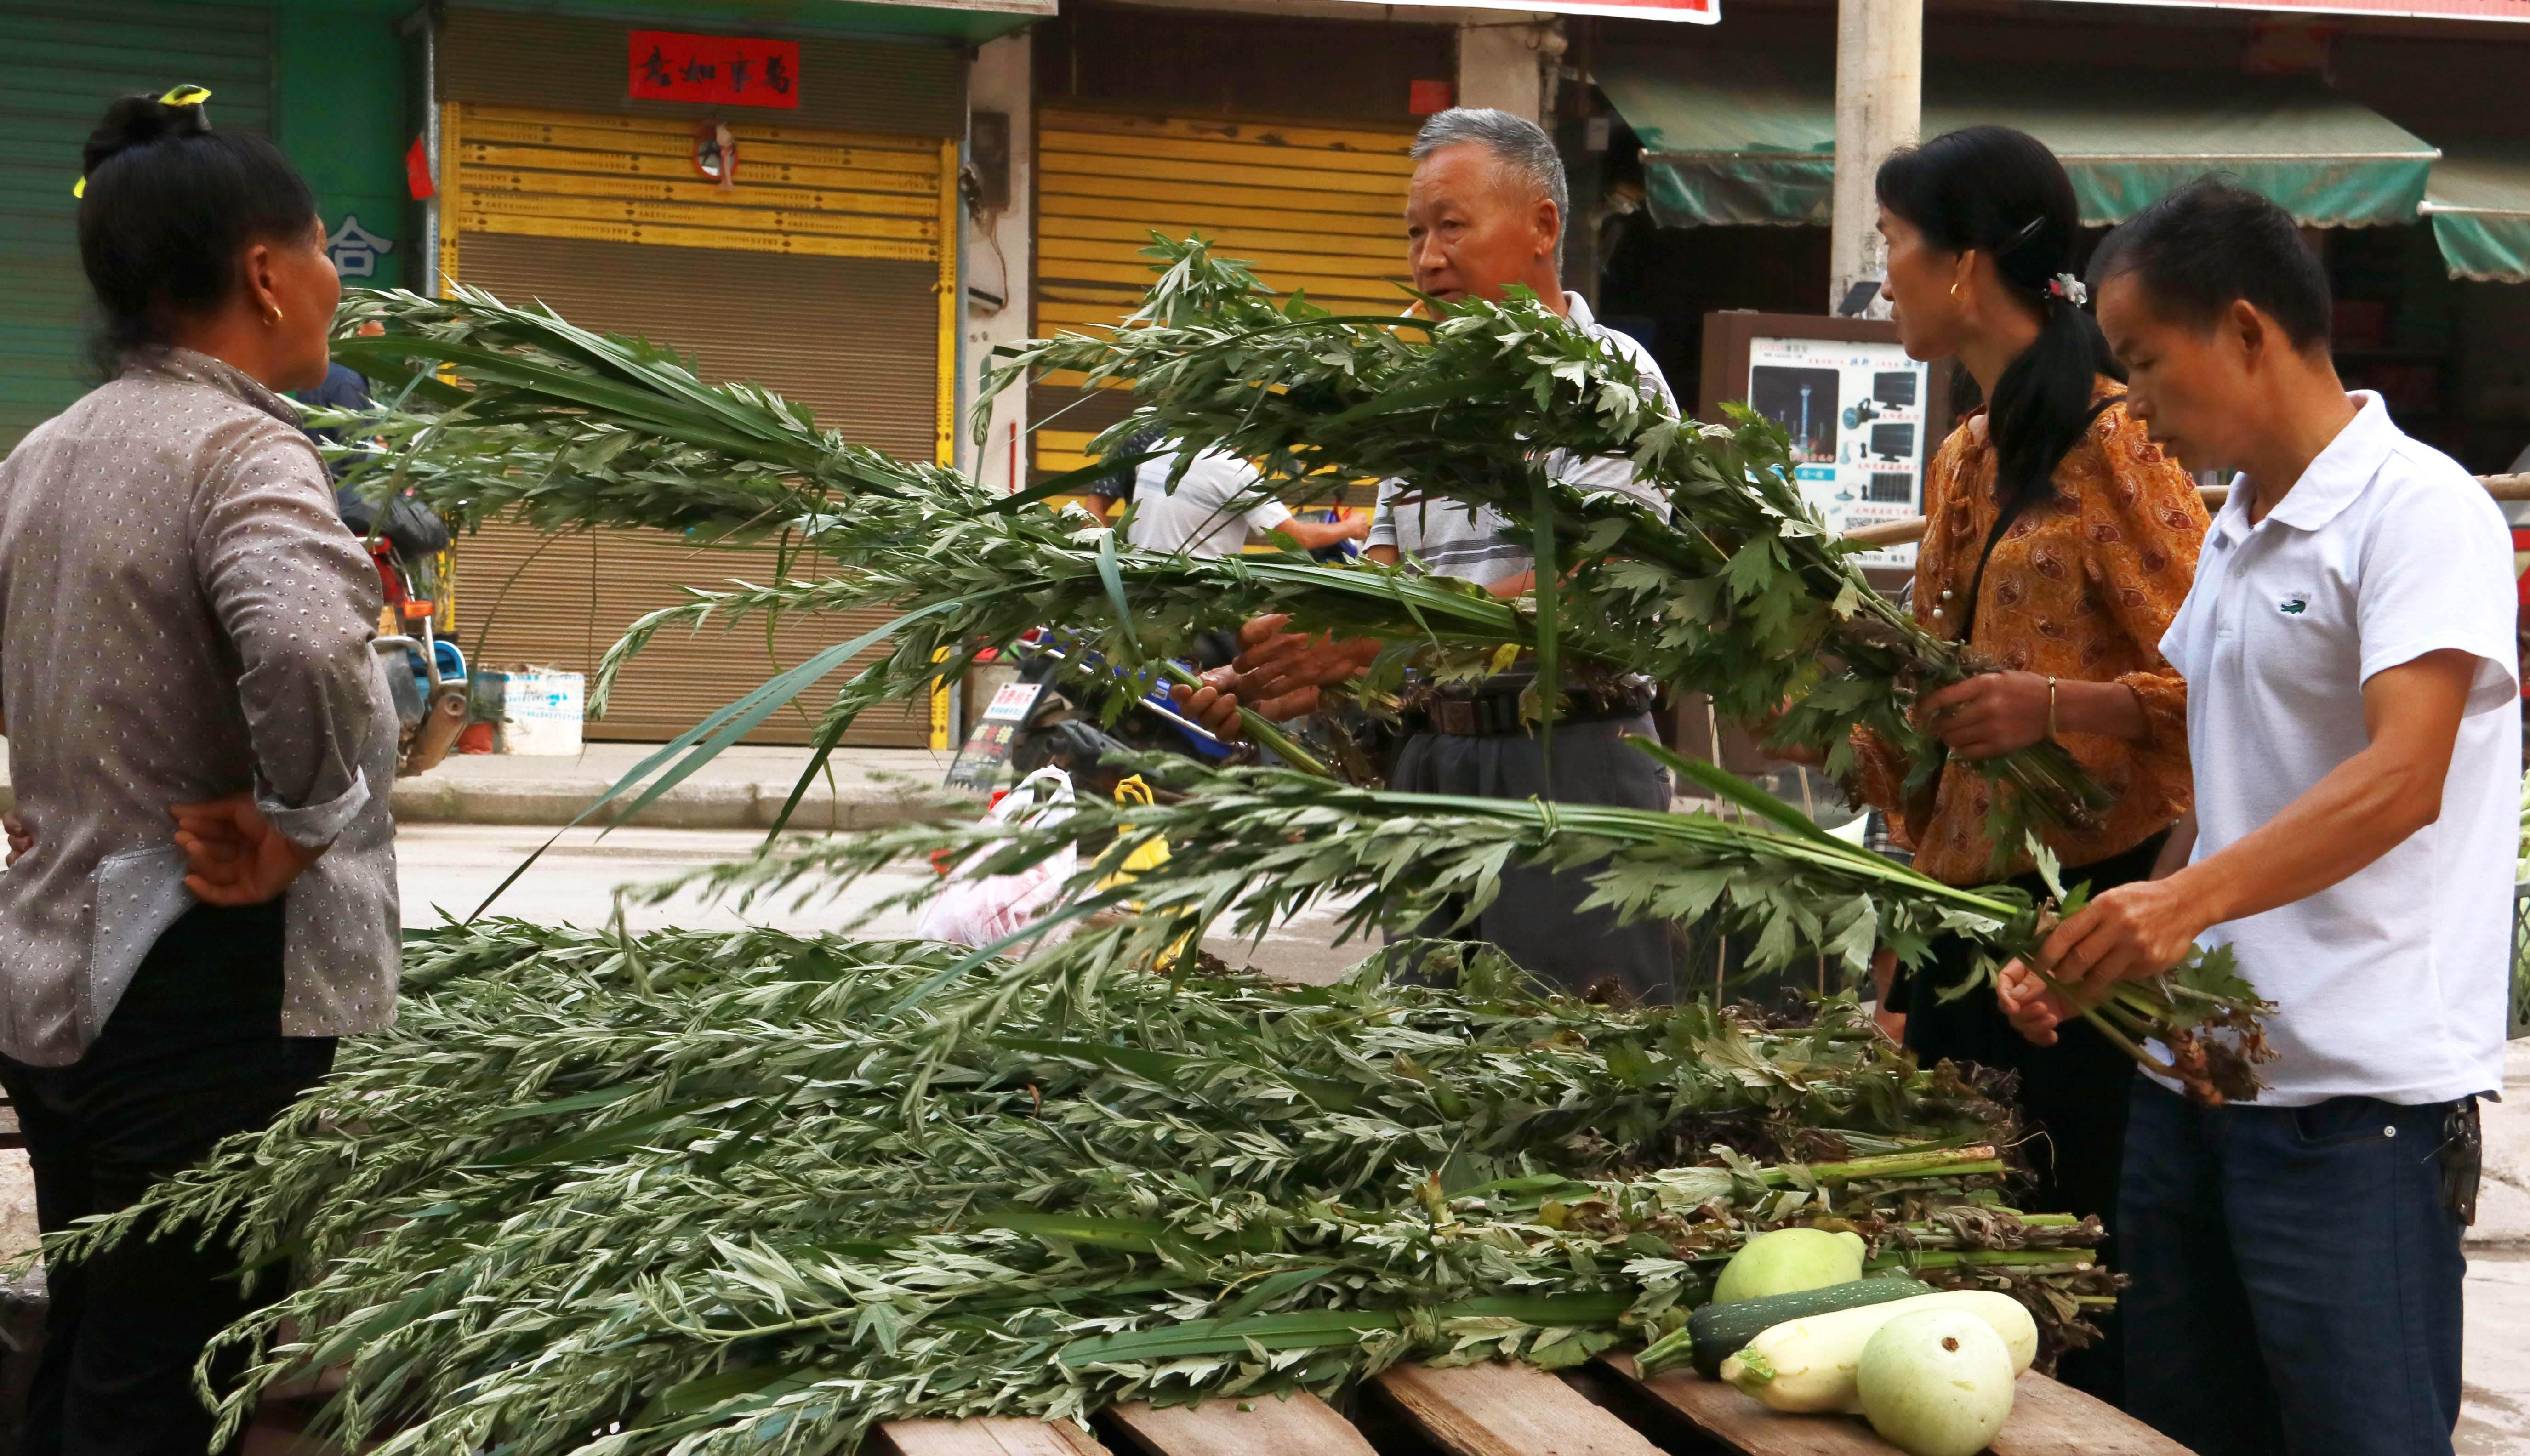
[1847,381,2209,886]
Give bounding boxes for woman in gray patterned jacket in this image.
[0,88,397,1456]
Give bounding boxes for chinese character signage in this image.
[628,30,799,109]
[325,215,394,281]
[1745,336,1932,569]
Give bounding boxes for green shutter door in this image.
[0,0,272,450]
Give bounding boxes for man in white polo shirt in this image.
[2001,181,2517,1456]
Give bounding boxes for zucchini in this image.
[1685,1276,1935,1378]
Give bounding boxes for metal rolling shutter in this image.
[1034,108,1414,478]
[0,0,271,450]
[444,102,954,746]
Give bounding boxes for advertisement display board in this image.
[1698,313,1951,582]
[1744,336,1934,569]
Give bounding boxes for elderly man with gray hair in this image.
[1176,107,1681,1003]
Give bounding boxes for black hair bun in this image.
[83,90,211,179]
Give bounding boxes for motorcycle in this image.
[362,531,469,779]
[946,630,1239,796]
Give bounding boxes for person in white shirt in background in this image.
[1121,443,1366,560]
[2001,179,2518,1456]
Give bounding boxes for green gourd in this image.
[1710,1227,1869,1305]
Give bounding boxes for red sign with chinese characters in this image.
[627,30,799,109]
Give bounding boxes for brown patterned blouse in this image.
[1847,381,2209,887]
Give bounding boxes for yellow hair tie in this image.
[73,87,211,196]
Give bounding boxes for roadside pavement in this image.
[387,742,956,830]
[0,739,956,829]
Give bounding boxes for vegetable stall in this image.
[44,243,2260,1456]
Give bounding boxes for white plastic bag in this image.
[916,768,1079,949]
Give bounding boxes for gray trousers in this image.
[1388,713,1675,1004]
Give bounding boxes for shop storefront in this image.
[1575,0,2530,479]
[427,6,999,746]
[1026,1,1454,483]
[0,0,406,451]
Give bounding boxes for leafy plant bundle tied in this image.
[990,237,2112,853]
[57,924,2112,1456]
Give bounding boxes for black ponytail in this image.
[1876,125,2121,513]
[76,89,317,368]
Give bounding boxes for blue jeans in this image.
[2120,1078,2467,1456]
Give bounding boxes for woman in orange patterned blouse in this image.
[1809,127,2207,1399]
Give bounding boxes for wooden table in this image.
[866,1356,2197,1456]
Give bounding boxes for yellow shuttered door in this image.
[442,102,957,747]
[1034,109,1414,479]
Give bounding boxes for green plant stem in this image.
[1155,660,1331,778]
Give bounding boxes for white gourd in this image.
[1715,1289,2036,1413]
[1855,1308,2018,1456]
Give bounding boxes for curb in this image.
[387,779,950,831]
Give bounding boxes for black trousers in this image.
[2121,1081,2467,1456]
[1884,828,2169,1405]
[1389,714,1676,1005]
[0,902,335,1456]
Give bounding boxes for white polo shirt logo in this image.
[2160,392,2519,1108]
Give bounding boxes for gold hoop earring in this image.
[263,305,283,327]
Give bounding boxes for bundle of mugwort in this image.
[55,923,2112,1456]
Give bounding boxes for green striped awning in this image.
[2422,139,2530,282]
[1598,54,2439,232]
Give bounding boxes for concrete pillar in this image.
[1455,21,1565,126]
[962,33,1034,491]
[1829,0,1920,315]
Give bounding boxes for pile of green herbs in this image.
[57,923,2104,1456]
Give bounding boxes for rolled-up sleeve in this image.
[194,428,382,848]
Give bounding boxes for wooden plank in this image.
[1373,1362,1667,1456]
[1600,1356,2197,1456]
[1105,1392,1376,1456]
[871,1417,1114,1456]
[1986,1371,2196,1456]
